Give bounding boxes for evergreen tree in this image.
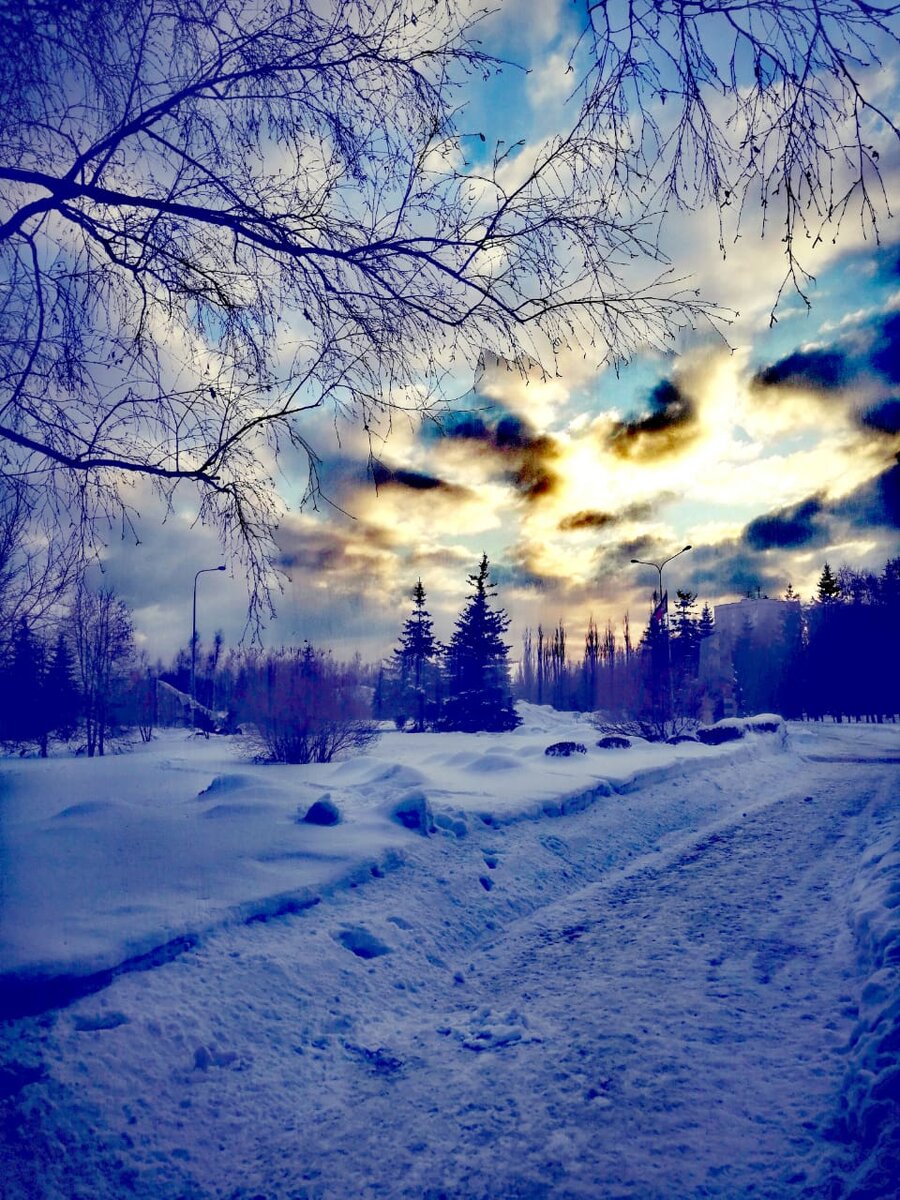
[442,555,520,732]
[392,579,440,731]
[1,617,48,753]
[45,632,80,742]
[816,562,841,603]
[671,590,700,678]
[698,602,715,640]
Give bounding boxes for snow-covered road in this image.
[2,723,898,1199]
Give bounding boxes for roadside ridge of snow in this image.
[823,789,900,1199]
[0,713,790,1018]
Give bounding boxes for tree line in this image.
[512,558,900,736]
[0,585,135,757]
[2,553,896,760]
[731,559,900,725]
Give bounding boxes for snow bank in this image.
[0,703,788,1014]
[826,825,900,1197]
[697,713,787,745]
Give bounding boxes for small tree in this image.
[817,563,842,603]
[390,580,441,731]
[71,585,134,756]
[698,603,715,641]
[442,555,520,733]
[44,632,81,743]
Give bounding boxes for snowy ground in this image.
[1,710,898,1199]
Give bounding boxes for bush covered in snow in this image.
[384,788,435,836]
[544,741,587,757]
[697,723,745,745]
[697,714,787,745]
[301,796,342,826]
[597,735,631,749]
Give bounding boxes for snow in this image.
[0,704,784,987]
[1,708,898,1198]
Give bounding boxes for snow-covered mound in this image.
[0,704,789,1012]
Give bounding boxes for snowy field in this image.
[1,708,899,1199]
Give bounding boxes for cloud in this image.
[743,497,827,551]
[752,348,850,393]
[860,399,900,435]
[370,460,470,497]
[834,460,900,530]
[276,516,398,578]
[750,306,900,405]
[558,500,656,532]
[431,402,563,503]
[605,378,699,462]
[870,311,900,384]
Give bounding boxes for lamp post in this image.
[191,565,226,725]
[630,546,692,726]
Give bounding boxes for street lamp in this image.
[630,545,692,607]
[630,546,692,725]
[191,565,226,725]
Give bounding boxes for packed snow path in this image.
[2,728,898,1198]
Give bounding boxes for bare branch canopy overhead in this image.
[1,0,896,618]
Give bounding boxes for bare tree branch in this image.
[1,0,895,623]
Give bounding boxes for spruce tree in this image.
[45,632,80,742]
[816,562,841,603]
[442,555,520,732]
[671,590,700,677]
[3,618,48,754]
[698,602,715,640]
[392,579,440,731]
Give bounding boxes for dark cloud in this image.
[834,461,900,530]
[431,405,561,503]
[752,348,850,393]
[438,412,491,441]
[750,309,900,415]
[559,510,619,532]
[606,379,698,462]
[743,497,827,551]
[276,520,397,576]
[558,500,655,533]
[870,312,900,384]
[672,539,786,600]
[507,436,559,501]
[860,398,900,436]
[615,535,659,563]
[738,463,899,560]
[370,460,469,497]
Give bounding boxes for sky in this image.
[95,0,900,666]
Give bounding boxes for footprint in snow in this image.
[72,1011,130,1032]
[336,927,391,959]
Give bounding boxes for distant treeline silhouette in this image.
[514,559,900,730]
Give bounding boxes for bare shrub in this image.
[591,711,698,744]
[241,647,379,765]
